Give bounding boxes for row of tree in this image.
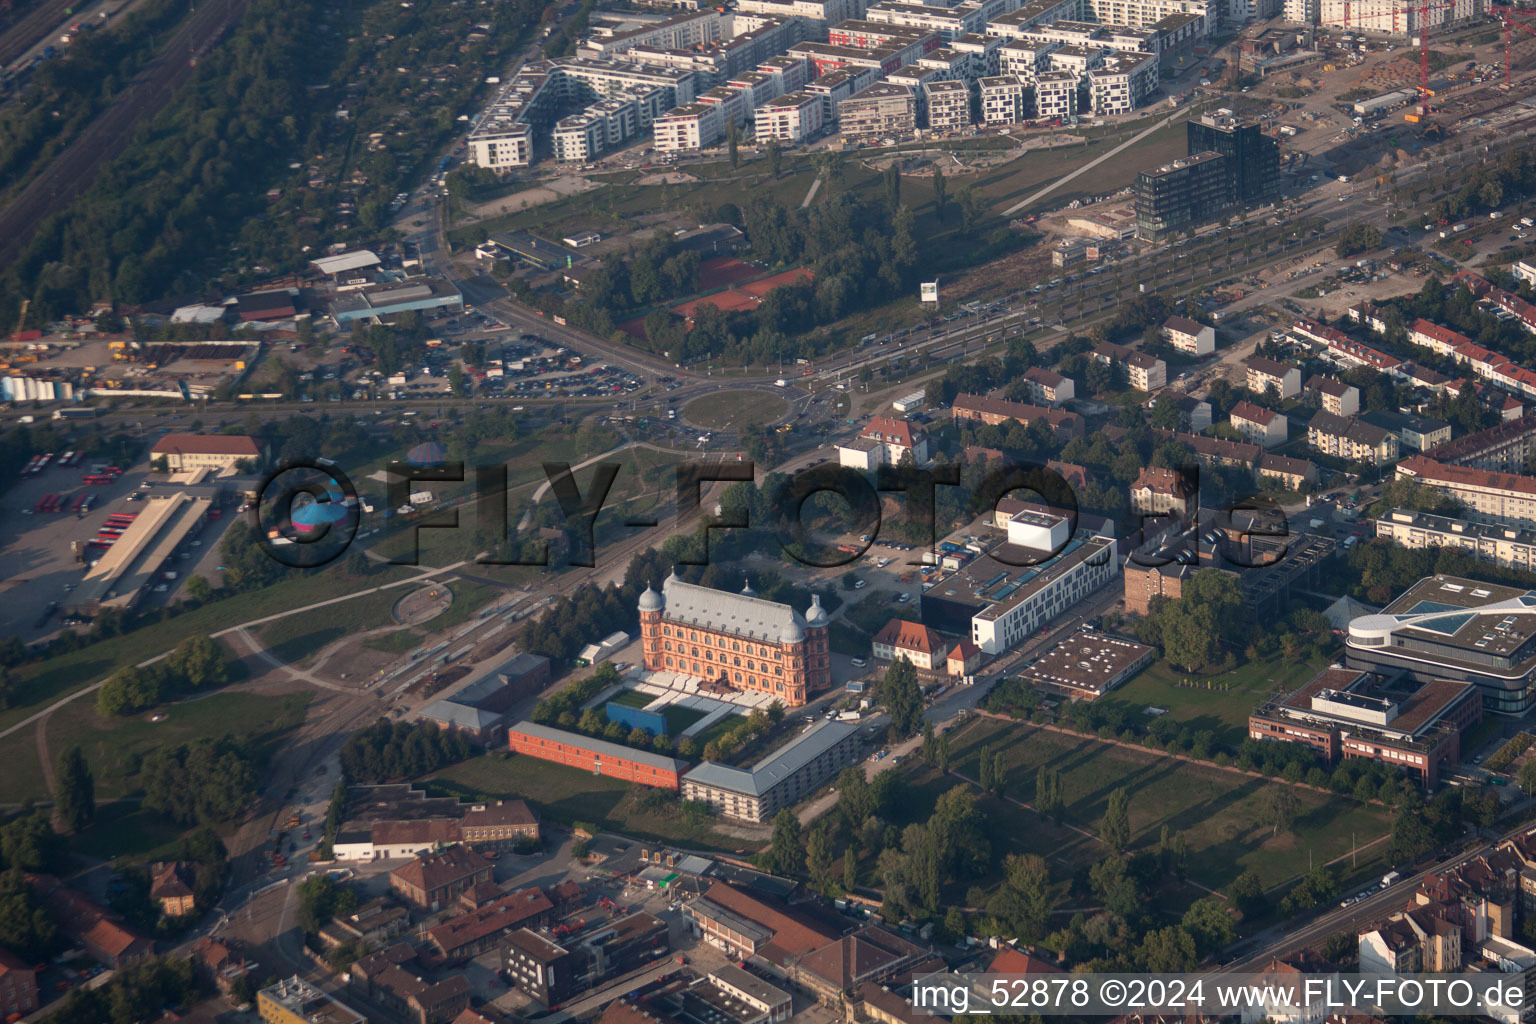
[96,635,231,717]
[339,719,474,783]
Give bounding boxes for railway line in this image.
[0,0,77,68]
[0,0,246,265]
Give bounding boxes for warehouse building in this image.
[328,278,463,324]
[69,493,211,614]
[507,722,687,789]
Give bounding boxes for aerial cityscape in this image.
[6,0,1536,1017]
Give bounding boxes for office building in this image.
[680,720,861,821]
[1133,150,1230,241]
[1344,575,1536,715]
[1249,665,1481,787]
[1186,112,1280,203]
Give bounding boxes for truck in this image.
[1452,223,1468,233]
[408,490,433,506]
[775,378,788,387]
[1522,217,1534,228]
[1490,211,1505,220]
[1382,871,1401,887]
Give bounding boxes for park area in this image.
[682,389,789,431]
[1094,655,1327,748]
[936,717,1394,892]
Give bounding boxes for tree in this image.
[921,721,936,765]
[1181,896,1235,954]
[727,122,740,169]
[1035,767,1064,819]
[881,657,923,738]
[766,137,782,178]
[806,824,836,892]
[55,745,95,833]
[1519,758,1536,798]
[1335,222,1383,258]
[932,165,948,221]
[1139,926,1198,972]
[843,849,859,893]
[96,666,160,717]
[767,809,802,876]
[979,744,995,791]
[1228,869,1267,918]
[991,750,1007,798]
[166,635,228,690]
[1263,785,1300,836]
[883,164,901,211]
[1101,786,1131,852]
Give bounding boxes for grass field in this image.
[364,629,426,654]
[71,801,198,863]
[256,588,402,667]
[1097,655,1326,748]
[0,566,414,735]
[663,705,707,734]
[426,752,749,849]
[943,718,1394,891]
[609,689,654,709]
[691,713,746,750]
[683,390,789,431]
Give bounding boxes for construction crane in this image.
[1490,5,1536,91]
[1336,0,1459,120]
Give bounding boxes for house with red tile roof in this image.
[29,874,151,969]
[871,619,946,670]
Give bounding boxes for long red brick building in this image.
[639,572,830,706]
[507,721,687,790]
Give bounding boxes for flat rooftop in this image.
[1363,575,1536,660]
[1019,628,1155,696]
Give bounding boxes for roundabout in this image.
[392,584,454,626]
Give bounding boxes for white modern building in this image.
[980,73,1029,121]
[755,90,826,143]
[654,103,724,151]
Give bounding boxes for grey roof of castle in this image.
[659,574,811,645]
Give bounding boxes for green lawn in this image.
[690,714,746,749]
[256,588,402,666]
[682,390,790,431]
[31,690,313,804]
[609,688,655,709]
[663,705,707,735]
[425,752,751,850]
[364,629,426,654]
[0,566,413,734]
[1097,655,1326,748]
[943,718,1394,892]
[71,801,197,864]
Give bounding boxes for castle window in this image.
[732,641,739,652]
[664,641,671,651]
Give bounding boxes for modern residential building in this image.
[680,719,861,821]
[871,619,948,669]
[654,103,724,151]
[1229,400,1287,448]
[1396,455,1536,530]
[505,929,586,1006]
[1163,314,1215,356]
[1033,70,1078,118]
[1344,575,1536,715]
[1085,50,1158,113]
[755,90,826,143]
[641,574,831,705]
[1185,112,1280,202]
[838,82,919,140]
[507,722,688,789]
[1245,356,1302,399]
[923,79,972,131]
[1133,150,1230,241]
[1249,664,1482,787]
[979,74,1028,122]
[1092,341,1166,390]
[1305,374,1360,417]
[1307,410,1399,465]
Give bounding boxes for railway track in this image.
[0,0,75,68]
[0,0,245,265]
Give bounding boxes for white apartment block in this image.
[1084,0,1211,33]
[755,89,826,143]
[654,103,724,151]
[697,85,752,129]
[579,9,722,57]
[468,125,533,170]
[980,73,1028,122]
[728,69,781,108]
[757,54,813,92]
[1034,70,1078,118]
[950,32,1004,74]
[923,79,972,131]
[999,40,1058,78]
[1374,509,1536,574]
[1317,0,1483,35]
[1283,0,1317,19]
[1048,43,1106,75]
[917,48,979,81]
[735,0,865,38]
[1085,50,1156,113]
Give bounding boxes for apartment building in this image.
[1130,465,1196,516]
[654,103,724,151]
[1244,355,1301,399]
[1022,365,1075,404]
[923,79,972,130]
[1307,410,1399,465]
[951,392,1086,440]
[1396,455,1536,531]
[755,90,826,142]
[979,73,1029,121]
[1375,508,1536,575]
[1305,374,1360,416]
[1229,400,1287,448]
[998,39,1058,78]
[1257,453,1316,491]
[1085,51,1157,113]
[1426,414,1536,472]
[838,82,918,139]
[1033,69,1079,118]
[1092,341,1166,390]
[1162,314,1215,356]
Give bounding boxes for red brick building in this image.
[639,572,829,706]
[507,722,686,790]
[389,846,495,911]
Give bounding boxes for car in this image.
[851,657,867,667]
[853,579,867,589]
